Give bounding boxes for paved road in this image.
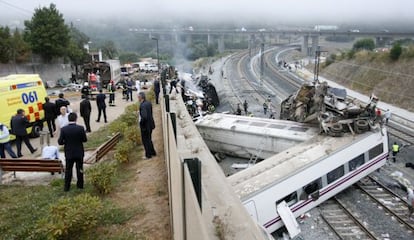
[2,89,140,184]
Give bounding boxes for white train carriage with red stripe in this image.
[228,124,388,236]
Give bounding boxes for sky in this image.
[1,0,414,27]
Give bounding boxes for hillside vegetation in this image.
[321,46,414,112]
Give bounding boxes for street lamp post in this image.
[151,37,160,72]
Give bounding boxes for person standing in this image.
[243,100,248,115]
[10,109,37,157]
[138,92,156,159]
[236,103,242,115]
[126,78,134,101]
[96,71,101,90]
[96,89,107,123]
[154,78,160,104]
[0,123,17,158]
[55,93,70,113]
[43,97,57,138]
[58,113,87,192]
[81,82,90,97]
[56,106,69,130]
[392,142,400,163]
[384,109,391,125]
[80,94,92,132]
[263,102,268,115]
[108,80,116,106]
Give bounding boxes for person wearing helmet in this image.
[81,82,90,98]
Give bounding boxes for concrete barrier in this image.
[162,91,268,239]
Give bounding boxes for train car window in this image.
[250,122,266,127]
[269,124,285,129]
[327,165,345,184]
[368,144,383,160]
[288,126,308,132]
[349,154,365,171]
[276,192,298,206]
[300,178,322,200]
[234,120,249,125]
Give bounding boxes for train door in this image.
[276,201,301,238]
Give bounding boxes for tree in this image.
[0,26,12,63]
[12,29,31,63]
[119,52,139,64]
[67,23,89,75]
[389,43,402,61]
[100,40,118,59]
[353,38,375,51]
[24,4,70,62]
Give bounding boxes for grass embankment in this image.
[320,47,414,111]
[0,92,162,239]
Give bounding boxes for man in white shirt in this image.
[57,106,69,129]
[384,109,391,125]
[41,144,59,160]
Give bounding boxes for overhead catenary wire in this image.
[0,0,33,16]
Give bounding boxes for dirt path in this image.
[105,100,171,239]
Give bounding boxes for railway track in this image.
[387,121,414,146]
[356,176,414,234]
[319,197,378,240]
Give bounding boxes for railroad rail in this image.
[387,121,414,146]
[356,176,414,233]
[319,197,378,240]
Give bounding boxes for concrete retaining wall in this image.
[162,91,268,239]
[0,63,72,85]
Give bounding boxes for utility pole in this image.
[313,47,327,84]
[151,37,160,73]
[260,42,264,87]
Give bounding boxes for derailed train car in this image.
[280,82,380,136]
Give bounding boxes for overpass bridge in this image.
[130,28,414,55]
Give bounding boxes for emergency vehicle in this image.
[0,74,47,139]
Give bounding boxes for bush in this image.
[35,193,103,239]
[353,38,375,51]
[114,139,134,163]
[86,162,118,194]
[347,49,356,59]
[389,43,402,61]
[324,53,336,67]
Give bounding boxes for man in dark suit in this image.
[96,89,107,123]
[58,112,87,192]
[10,109,37,157]
[80,94,92,132]
[55,93,70,114]
[153,78,160,104]
[138,92,156,159]
[43,97,57,137]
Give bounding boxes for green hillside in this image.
[321,49,414,112]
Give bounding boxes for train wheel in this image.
[329,124,343,137]
[331,124,343,133]
[355,119,369,132]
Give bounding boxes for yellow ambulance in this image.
[0,74,47,139]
